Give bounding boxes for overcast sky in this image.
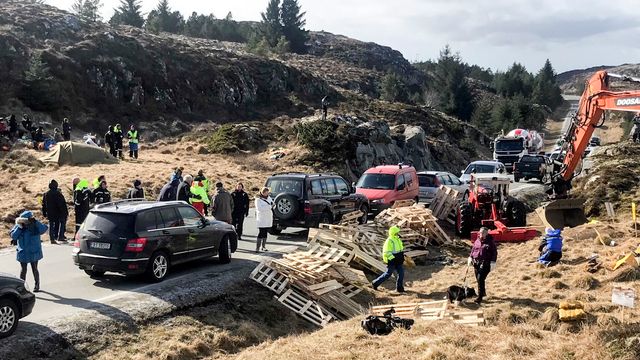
[45,0,640,73]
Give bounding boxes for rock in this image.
[197,146,209,154]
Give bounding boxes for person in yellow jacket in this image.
[190,180,210,215]
[127,125,140,159]
[372,225,405,292]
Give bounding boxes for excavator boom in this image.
[538,70,640,228]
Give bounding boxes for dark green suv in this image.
[266,173,369,234]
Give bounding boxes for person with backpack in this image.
[41,179,69,244]
[10,211,48,292]
[372,225,405,293]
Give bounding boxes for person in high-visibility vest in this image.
[127,125,140,159]
[372,225,405,293]
[190,181,210,215]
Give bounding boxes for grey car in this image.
[417,171,467,205]
[460,161,507,184]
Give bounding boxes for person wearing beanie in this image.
[127,179,145,199]
[42,179,69,244]
[10,211,48,292]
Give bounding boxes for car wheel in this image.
[84,270,106,278]
[0,299,19,339]
[319,212,332,226]
[358,204,369,224]
[146,251,170,283]
[218,235,231,264]
[273,194,300,221]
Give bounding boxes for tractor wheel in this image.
[507,199,527,227]
[456,202,473,237]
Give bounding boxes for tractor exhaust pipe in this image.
[536,199,588,229]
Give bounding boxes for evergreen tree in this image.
[532,59,563,110]
[109,0,144,28]
[280,0,308,54]
[145,0,184,34]
[434,46,474,121]
[72,0,103,22]
[493,63,534,98]
[379,72,408,102]
[260,0,282,47]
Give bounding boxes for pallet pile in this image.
[370,300,485,327]
[339,210,364,226]
[429,186,461,225]
[375,204,452,245]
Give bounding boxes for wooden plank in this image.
[276,289,334,327]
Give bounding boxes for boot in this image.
[255,238,261,253]
[261,237,268,252]
[33,273,40,293]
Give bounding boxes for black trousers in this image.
[474,262,491,298]
[232,213,246,238]
[20,261,40,287]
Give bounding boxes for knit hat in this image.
[133,179,142,187]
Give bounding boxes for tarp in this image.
[39,141,118,165]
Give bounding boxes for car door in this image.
[177,206,215,259]
[156,207,189,264]
[321,178,341,215]
[447,172,466,194]
[135,209,166,257]
[395,172,407,200]
[334,177,357,215]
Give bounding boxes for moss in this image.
[207,125,240,154]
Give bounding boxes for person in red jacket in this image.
[467,227,497,304]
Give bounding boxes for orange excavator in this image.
[538,70,640,229]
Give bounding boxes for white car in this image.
[417,171,467,205]
[460,161,507,184]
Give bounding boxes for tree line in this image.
[71,0,308,54]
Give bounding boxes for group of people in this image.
[372,225,563,305]
[104,124,140,159]
[0,114,71,150]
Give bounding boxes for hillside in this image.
[557,63,640,94]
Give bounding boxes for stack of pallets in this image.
[428,185,461,224]
[370,300,485,327]
[375,204,452,245]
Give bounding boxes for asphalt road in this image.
[0,209,307,324]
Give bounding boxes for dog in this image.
[446,285,477,305]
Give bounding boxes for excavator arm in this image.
[539,70,640,229]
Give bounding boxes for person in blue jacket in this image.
[538,227,563,267]
[10,211,48,292]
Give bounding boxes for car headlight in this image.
[372,199,385,204]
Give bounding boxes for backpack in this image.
[361,308,414,335]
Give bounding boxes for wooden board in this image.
[276,289,334,327]
[318,289,365,320]
[250,262,289,294]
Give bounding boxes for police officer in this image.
[127,125,140,159]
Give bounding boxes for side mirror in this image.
[352,182,357,189]
[199,218,208,228]
[340,190,350,197]
[489,142,494,150]
[397,183,406,191]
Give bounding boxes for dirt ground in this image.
[0,139,310,247]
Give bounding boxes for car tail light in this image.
[74,232,80,248]
[125,238,147,253]
[304,202,312,215]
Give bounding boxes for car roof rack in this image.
[271,172,308,176]
[94,198,148,210]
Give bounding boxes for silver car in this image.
[460,161,507,184]
[417,171,467,205]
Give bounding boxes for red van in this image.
[355,164,420,214]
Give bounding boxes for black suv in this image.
[73,199,237,282]
[266,173,369,234]
[0,274,35,339]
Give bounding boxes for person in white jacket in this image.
[255,187,274,252]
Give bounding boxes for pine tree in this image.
[260,0,282,47]
[532,59,563,110]
[434,46,474,121]
[379,72,408,102]
[109,0,144,28]
[72,0,103,22]
[280,0,308,54]
[493,63,534,98]
[145,0,184,34]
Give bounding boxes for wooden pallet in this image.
[392,199,416,209]
[444,309,485,327]
[429,186,460,220]
[370,300,448,319]
[318,289,366,320]
[305,243,355,264]
[276,289,334,327]
[339,211,364,226]
[250,262,289,294]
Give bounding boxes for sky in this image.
[44,0,640,73]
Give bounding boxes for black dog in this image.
[446,285,477,304]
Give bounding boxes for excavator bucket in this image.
[536,199,588,229]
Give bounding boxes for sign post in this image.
[633,202,637,239]
[612,285,635,324]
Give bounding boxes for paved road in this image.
[0,209,307,323]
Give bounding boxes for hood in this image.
[133,179,142,187]
[545,228,562,237]
[49,179,58,190]
[75,179,89,191]
[388,225,401,238]
[19,211,33,219]
[356,188,393,201]
[170,179,180,187]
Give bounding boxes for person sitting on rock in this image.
[538,228,563,267]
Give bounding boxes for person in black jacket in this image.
[231,183,250,240]
[62,118,71,141]
[176,175,194,202]
[127,179,144,199]
[73,178,93,234]
[158,179,180,202]
[112,124,124,159]
[8,114,17,140]
[104,126,114,157]
[93,181,112,205]
[42,179,69,243]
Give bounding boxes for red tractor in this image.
[456,174,537,242]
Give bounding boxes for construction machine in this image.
[538,70,640,229]
[456,174,537,242]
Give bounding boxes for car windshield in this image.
[82,212,135,238]
[521,156,544,163]
[418,174,436,187]
[464,164,497,174]
[495,139,524,151]
[265,178,303,197]
[357,173,396,190]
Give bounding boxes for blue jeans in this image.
[49,218,66,241]
[373,261,405,291]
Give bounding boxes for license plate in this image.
[90,242,111,250]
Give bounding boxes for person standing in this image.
[127,125,140,159]
[10,211,47,292]
[22,114,33,134]
[53,128,64,143]
[255,187,273,252]
[92,175,106,190]
[42,180,68,244]
[212,182,233,224]
[372,225,405,293]
[190,180,210,215]
[62,118,71,141]
[177,175,193,202]
[158,179,180,202]
[194,170,210,214]
[104,126,115,157]
[127,179,144,199]
[8,114,18,140]
[231,183,250,241]
[468,227,497,304]
[321,96,329,120]
[93,181,112,205]
[73,178,92,233]
[112,124,124,159]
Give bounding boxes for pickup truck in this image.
[513,155,550,183]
